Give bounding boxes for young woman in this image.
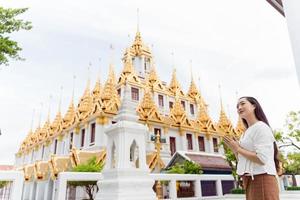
[223,96,280,200]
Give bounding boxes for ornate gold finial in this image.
[196,101,217,133]
[169,95,192,131]
[235,117,245,138]
[62,93,78,130]
[137,89,163,123]
[128,28,152,58]
[101,64,121,115]
[76,74,93,122]
[50,109,63,137]
[92,65,103,116]
[168,68,184,96]
[217,88,235,136]
[118,48,141,86]
[145,61,165,92]
[187,66,200,100]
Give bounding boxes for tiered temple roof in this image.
[16,30,243,158]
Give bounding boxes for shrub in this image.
[231,188,245,194]
[286,186,300,191]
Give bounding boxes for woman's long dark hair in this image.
[239,96,281,174]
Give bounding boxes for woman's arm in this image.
[236,146,264,165]
[223,136,264,165]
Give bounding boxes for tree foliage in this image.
[0,7,32,66]
[221,140,239,188]
[167,160,202,174]
[0,181,8,188]
[276,111,300,150]
[68,157,104,200]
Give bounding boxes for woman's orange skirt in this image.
[242,174,279,200]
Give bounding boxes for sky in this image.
[0,0,299,165]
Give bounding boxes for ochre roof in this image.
[185,153,231,170]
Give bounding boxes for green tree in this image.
[68,157,104,200]
[167,160,202,174]
[221,140,240,189]
[0,7,32,66]
[276,111,300,150]
[284,152,300,186]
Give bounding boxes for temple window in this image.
[181,101,186,110]
[213,138,219,153]
[158,95,164,107]
[198,136,205,152]
[190,104,195,115]
[54,139,58,154]
[186,133,193,150]
[131,87,139,101]
[169,101,174,109]
[69,132,73,150]
[81,129,85,148]
[90,123,96,145]
[170,137,176,156]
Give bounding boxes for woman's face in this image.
[236,98,256,119]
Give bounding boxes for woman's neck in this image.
[246,115,259,127]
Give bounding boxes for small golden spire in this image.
[118,48,141,85]
[169,96,192,130]
[168,68,184,96]
[101,64,120,115]
[217,91,235,136]
[187,67,200,99]
[137,89,163,123]
[235,117,245,138]
[50,109,63,136]
[145,61,165,92]
[62,90,78,130]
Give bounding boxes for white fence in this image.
[0,171,24,200]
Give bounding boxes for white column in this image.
[169,180,177,200]
[282,0,300,85]
[180,134,186,151]
[194,180,202,198]
[216,179,223,196]
[56,174,67,200]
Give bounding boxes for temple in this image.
[14,29,245,199]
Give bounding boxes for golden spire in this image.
[62,97,77,130]
[196,102,217,133]
[137,89,163,123]
[235,117,245,138]
[92,78,102,101]
[118,48,141,85]
[169,95,192,130]
[187,68,200,100]
[92,68,103,115]
[127,27,152,58]
[39,118,51,142]
[29,126,40,147]
[77,75,93,121]
[217,96,235,136]
[145,62,165,92]
[101,64,121,115]
[168,69,184,96]
[50,109,63,137]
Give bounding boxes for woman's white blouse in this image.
[237,121,277,177]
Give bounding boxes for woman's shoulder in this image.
[251,121,274,139]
